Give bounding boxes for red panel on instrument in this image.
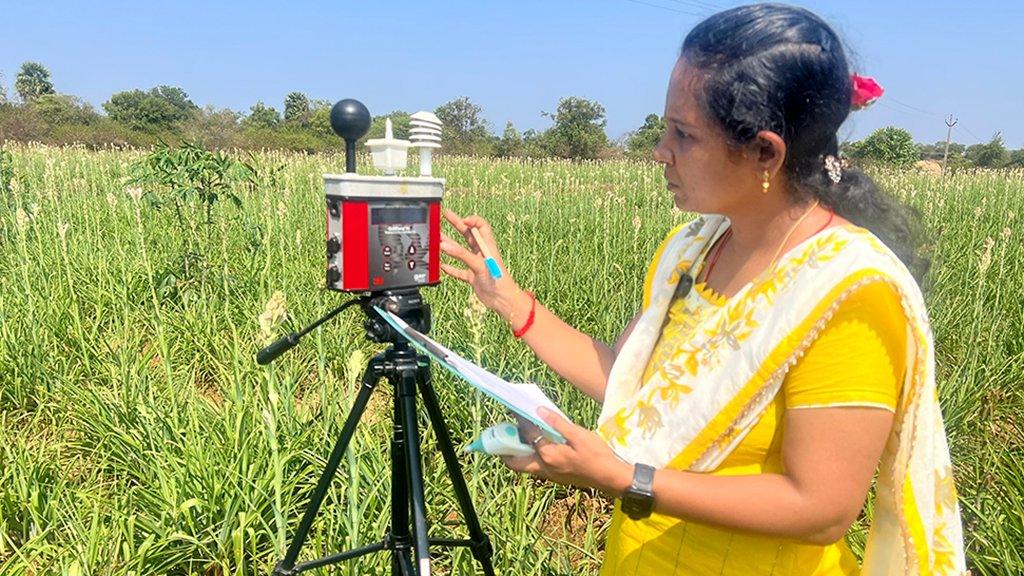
[428,201,441,283]
[342,201,369,291]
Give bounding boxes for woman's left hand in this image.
[502,407,633,496]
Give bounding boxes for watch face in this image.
[622,492,653,520]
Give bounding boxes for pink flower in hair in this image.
[851,74,884,110]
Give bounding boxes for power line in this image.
[662,0,721,12]
[877,100,949,123]
[623,0,706,17]
[885,96,944,119]
[877,101,930,118]
[875,101,988,143]
[957,123,984,142]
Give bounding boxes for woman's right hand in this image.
[439,209,532,327]
[441,208,618,402]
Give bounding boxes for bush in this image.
[236,127,339,153]
[180,107,242,150]
[0,147,13,195]
[435,97,492,155]
[1006,149,1024,168]
[30,94,100,126]
[0,104,47,142]
[241,102,280,130]
[626,114,665,160]
[848,126,918,167]
[494,122,524,158]
[47,120,167,149]
[965,134,1009,168]
[104,86,197,132]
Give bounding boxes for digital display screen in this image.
[371,206,427,225]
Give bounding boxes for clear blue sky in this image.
[1,0,1021,147]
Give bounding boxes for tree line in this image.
[1,61,1021,168]
[842,126,1024,170]
[0,62,623,158]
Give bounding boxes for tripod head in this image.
[361,288,431,344]
[256,288,431,365]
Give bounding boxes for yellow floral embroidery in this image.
[667,259,694,287]
[655,380,693,404]
[659,348,700,383]
[600,410,633,446]
[747,235,850,304]
[748,273,783,304]
[705,303,758,350]
[932,521,957,574]
[935,466,957,516]
[636,401,663,438]
[653,344,701,380]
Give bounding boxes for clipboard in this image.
[373,306,568,443]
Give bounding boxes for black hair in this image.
[681,3,929,282]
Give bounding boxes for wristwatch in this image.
[621,463,656,520]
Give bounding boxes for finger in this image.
[440,237,487,275]
[440,263,472,283]
[462,214,494,239]
[443,208,468,234]
[441,231,481,255]
[462,215,503,265]
[501,455,546,476]
[537,407,584,444]
[534,441,569,466]
[445,209,482,246]
[516,419,543,443]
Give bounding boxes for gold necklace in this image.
[767,199,820,271]
[702,200,822,285]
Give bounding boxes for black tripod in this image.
[261,290,495,576]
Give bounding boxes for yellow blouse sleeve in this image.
[783,280,907,411]
[642,223,687,310]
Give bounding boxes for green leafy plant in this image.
[626,114,666,161]
[129,141,244,283]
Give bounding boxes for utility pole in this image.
[942,114,958,175]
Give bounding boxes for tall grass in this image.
[0,145,1021,575]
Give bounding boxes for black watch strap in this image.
[622,463,656,520]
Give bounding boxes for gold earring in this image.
[761,170,771,194]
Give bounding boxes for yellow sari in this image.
[597,216,966,575]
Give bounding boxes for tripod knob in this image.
[330,99,371,173]
[327,265,341,284]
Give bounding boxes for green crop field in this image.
[0,145,1021,575]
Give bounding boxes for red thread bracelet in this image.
[512,291,536,339]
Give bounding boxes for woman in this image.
[440,4,965,575]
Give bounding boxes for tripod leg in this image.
[417,363,496,576]
[390,373,411,576]
[395,549,416,576]
[274,357,383,576]
[396,368,432,576]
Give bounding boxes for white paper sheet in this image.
[374,307,569,442]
